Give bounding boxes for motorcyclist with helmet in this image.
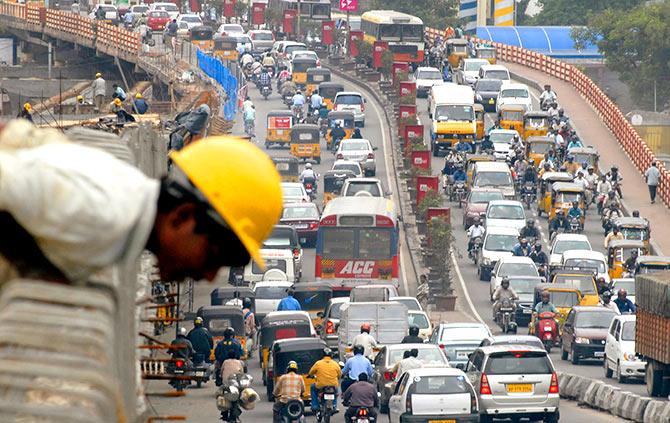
[341,344,373,394]
[519,219,539,240]
[512,237,531,257]
[330,121,346,151]
[602,203,624,234]
[600,291,620,314]
[466,217,486,256]
[539,84,557,107]
[187,316,213,364]
[273,361,306,423]
[608,165,624,198]
[602,190,622,211]
[549,209,569,237]
[567,201,583,228]
[401,326,424,344]
[352,323,377,358]
[452,163,467,184]
[624,250,639,275]
[455,139,473,154]
[529,243,548,267]
[308,348,342,417]
[534,291,558,315]
[170,326,195,363]
[492,277,519,319]
[258,67,272,91]
[214,327,244,385]
[300,163,318,192]
[522,165,538,183]
[479,134,494,152]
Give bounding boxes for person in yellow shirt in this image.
[308,348,342,415]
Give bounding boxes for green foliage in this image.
[418,189,442,220]
[380,50,394,77]
[370,0,459,29]
[429,217,454,257]
[529,0,644,26]
[573,1,670,109]
[234,1,248,19]
[354,39,373,66]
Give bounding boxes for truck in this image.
[337,301,408,359]
[428,83,476,157]
[635,272,670,397]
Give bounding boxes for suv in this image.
[548,233,592,270]
[466,345,560,423]
[335,139,376,176]
[341,177,384,197]
[334,92,366,126]
[413,66,444,97]
[477,226,519,281]
[263,225,303,281]
[604,314,646,382]
[318,297,350,351]
[454,58,490,86]
[561,306,617,365]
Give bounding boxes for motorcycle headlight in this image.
[574,337,590,344]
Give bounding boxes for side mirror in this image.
[373,146,378,151]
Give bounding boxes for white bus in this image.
[360,10,424,64]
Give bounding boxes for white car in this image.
[604,314,646,382]
[176,13,202,30]
[488,129,520,144]
[407,310,432,340]
[341,177,384,197]
[244,249,296,285]
[271,41,307,65]
[216,23,244,36]
[233,34,253,53]
[89,4,119,22]
[391,296,423,311]
[485,200,526,231]
[336,139,376,176]
[289,49,320,65]
[549,233,592,269]
[414,66,444,98]
[248,29,274,52]
[492,142,514,161]
[332,160,363,178]
[388,368,479,423]
[489,256,539,300]
[561,249,610,284]
[251,281,293,321]
[281,182,310,204]
[334,91,366,127]
[496,82,532,113]
[611,278,635,303]
[150,2,179,19]
[456,58,490,86]
[478,226,520,281]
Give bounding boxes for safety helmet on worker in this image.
[136,93,143,99]
[287,360,299,372]
[95,72,102,78]
[23,103,31,112]
[113,98,122,106]
[194,316,203,326]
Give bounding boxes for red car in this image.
[462,188,505,229]
[280,202,321,246]
[147,10,170,31]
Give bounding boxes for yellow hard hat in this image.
[113,98,122,105]
[287,361,298,371]
[95,72,102,78]
[169,137,282,269]
[76,95,84,102]
[135,93,143,99]
[23,102,31,111]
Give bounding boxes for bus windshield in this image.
[320,227,393,259]
[435,105,474,121]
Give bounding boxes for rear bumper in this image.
[480,395,560,416]
[400,412,480,422]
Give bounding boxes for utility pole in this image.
[297,0,302,39]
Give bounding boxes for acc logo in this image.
[340,260,375,275]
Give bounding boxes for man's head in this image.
[602,291,612,303]
[323,348,333,358]
[223,327,235,339]
[287,360,298,373]
[96,72,102,78]
[526,218,534,227]
[179,327,187,336]
[534,242,542,252]
[409,325,419,337]
[360,322,371,333]
[353,344,364,356]
[612,226,620,234]
[520,238,528,247]
[287,286,295,297]
[113,98,122,106]
[618,288,627,300]
[557,209,565,217]
[242,297,252,309]
[194,316,203,327]
[501,277,510,289]
[566,155,574,162]
[541,290,550,303]
[113,83,119,89]
[410,348,419,358]
[632,210,640,218]
[631,250,639,258]
[572,201,579,209]
[653,161,658,168]
[402,350,411,359]
[544,84,551,91]
[358,372,368,382]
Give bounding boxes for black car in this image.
[475,78,503,112]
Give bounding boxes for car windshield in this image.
[553,240,590,254]
[508,278,540,294]
[283,206,319,219]
[285,45,306,55]
[181,16,201,22]
[254,32,273,40]
[133,6,149,12]
[333,163,361,175]
[410,375,470,394]
[485,234,518,252]
[500,263,538,277]
[346,183,381,197]
[408,313,429,329]
[477,80,503,92]
[614,280,635,295]
[564,258,606,273]
[465,61,487,72]
[575,311,615,329]
[252,258,287,275]
[393,298,420,311]
[418,70,442,80]
[157,4,178,11]
[440,326,489,342]
[485,70,509,80]
[149,11,168,17]
[434,105,474,121]
[501,89,528,98]
[341,141,368,151]
[621,321,636,341]
[476,172,513,187]
[485,351,552,374]
[255,286,288,299]
[487,204,524,219]
[470,190,504,203]
[553,275,596,294]
[282,185,304,197]
[389,348,446,366]
[336,95,362,105]
[489,132,516,143]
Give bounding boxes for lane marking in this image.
[450,250,486,325]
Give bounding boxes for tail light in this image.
[308,222,318,229]
[480,373,491,395]
[405,394,412,414]
[306,183,313,189]
[367,152,374,159]
[470,392,478,413]
[267,369,273,379]
[438,344,445,349]
[361,103,365,112]
[549,372,559,394]
[175,359,184,369]
[326,320,334,334]
[292,248,300,259]
[383,371,396,381]
[336,153,344,160]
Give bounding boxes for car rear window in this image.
[389,348,446,366]
[282,185,304,197]
[252,259,287,275]
[341,141,368,151]
[285,45,307,55]
[408,313,429,329]
[575,311,615,329]
[327,302,345,319]
[485,351,552,374]
[149,11,168,17]
[477,80,502,91]
[255,286,289,299]
[345,183,381,197]
[409,375,471,394]
[440,326,489,342]
[283,206,319,219]
[253,32,273,40]
[484,70,509,80]
[336,95,363,105]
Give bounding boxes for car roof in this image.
[488,200,523,207]
[254,281,293,288]
[573,305,617,313]
[438,322,488,329]
[500,82,528,90]
[485,226,520,235]
[488,335,541,343]
[392,296,419,301]
[291,50,317,55]
[333,159,361,166]
[405,367,464,377]
[481,64,509,71]
[561,249,605,260]
[478,344,547,354]
[328,297,350,305]
[553,233,589,242]
[470,187,504,193]
[345,177,381,184]
[475,161,512,171]
[416,66,440,72]
[336,91,363,96]
[463,58,489,64]
[613,314,636,322]
[498,256,536,264]
[283,202,318,208]
[386,342,438,351]
[179,13,200,17]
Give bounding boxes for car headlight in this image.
[623,352,638,362]
[574,337,590,344]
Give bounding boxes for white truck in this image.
[337,301,408,359]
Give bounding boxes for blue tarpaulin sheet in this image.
[197,50,238,120]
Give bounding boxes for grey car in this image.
[428,323,491,370]
[335,139,377,176]
[465,345,560,423]
[318,297,349,351]
[475,78,503,112]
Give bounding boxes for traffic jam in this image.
[159,8,669,423]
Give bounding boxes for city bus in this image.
[360,10,425,63]
[268,0,331,23]
[315,197,399,286]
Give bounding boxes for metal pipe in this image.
[47,42,52,79]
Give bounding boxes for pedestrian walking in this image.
[645,161,661,204]
[92,72,106,112]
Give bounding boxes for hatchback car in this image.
[289,49,320,64]
[549,233,592,269]
[334,92,366,126]
[341,177,384,197]
[146,10,170,31]
[248,29,274,52]
[496,82,532,113]
[462,188,504,230]
[561,249,610,284]
[318,297,350,350]
[475,78,503,112]
[488,128,520,144]
[604,314,645,382]
[279,203,320,246]
[455,58,490,86]
[281,182,310,204]
[389,367,479,423]
[489,256,539,301]
[331,160,363,178]
[561,306,618,365]
[485,200,526,231]
[478,64,511,82]
[466,345,559,423]
[413,66,444,97]
[372,343,450,412]
[253,281,294,321]
[216,23,244,36]
[429,323,492,370]
[478,226,519,281]
[336,139,376,176]
[479,335,545,350]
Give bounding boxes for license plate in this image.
[544,326,552,331]
[174,370,184,374]
[195,371,205,377]
[295,224,309,229]
[507,383,532,393]
[594,351,605,358]
[277,129,284,135]
[356,419,369,423]
[456,351,468,359]
[523,309,532,314]
[429,420,456,423]
[324,393,335,400]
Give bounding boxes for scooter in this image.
[568,216,582,234]
[522,182,536,208]
[536,311,558,353]
[451,182,466,205]
[469,237,482,264]
[303,176,317,201]
[496,299,518,334]
[316,385,338,423]
[261,84,272,100]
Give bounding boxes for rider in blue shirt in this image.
[512,238,531,256]
[341,344,373,393]
[452,165,467,183]
[567,201,582,220]
[292,91,306,107]
[480,135,494,152]
[277,287,301,311]
[614,289,636,313]
[455,140,473,154]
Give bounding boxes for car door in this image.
[388,372,410,423]
[490,260,502,295]
[562,310,575,351]
[605,318,618,369]
[612,319,623,364]
[465,350,484,390]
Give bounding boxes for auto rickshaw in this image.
[213,35,239,61]
[498,104,525,132]
[266,337,327,402]
[291,57,318,88]
[323,169,356,207]
[465,153,494,188]
[476,45,497,64]
[265,110,294,149]
[210,287,255,307]
[446,38,469,69]
[196,305,247,360]
[522,111,549,140]
[537,172,574,216]
[305,67,331,96]
[526,136,555,167]
[293,284,333,329]
[319,82,345,111]
[635,256,670,275]
[613,217,651,250]
[258,311,313,372]
[474,103,485,140]
[548,182,585,221]
[290,123,321,164]
[190,25,214,52]
[551,270,599,305]
[528,283,582,336]
[272,156,300,183]
[326,110,355,149]
[567,146,600,175]
[606,239,647,279]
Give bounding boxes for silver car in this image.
[465,344,560,423]
[335,139,377,176]
[318,297,349,351]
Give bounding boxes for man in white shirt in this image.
[466,217,486,255]
[352,323,377,358]
[393,349,423,382]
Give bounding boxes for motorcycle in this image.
[469,236,482,264]
[283,93,294,108]
[303,177,317,201]
[292,105,304,122]
[331,137,343,153]
[522,183,536,208]
[192,353,211,388]
[167,358,190,392]
[568,216,582,234]
[217,374,258,423]
[316,385,338,423]
[305,110,320,125]
[349,407,376,423]
[536,311,558,353]
[451,181,466,206]
[261,84,272,100]
[496,298,518,334]
[281,399,306,422]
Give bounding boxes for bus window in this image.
[359,229,392,259]
[322,228,355,258]
[403,25,423,41]
[380,24,401,40]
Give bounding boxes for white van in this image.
[349,284,399,302]
[478,64,511,82]
[337,301,408,358]
[472,161,515,198]
[243,249,297,284]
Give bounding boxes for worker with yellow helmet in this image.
[92,72,106,112]
[17,102,33,123]
[0,120,283,285]
[133,92,149,115]
[110,97,123,113]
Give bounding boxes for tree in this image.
[369,0,459,29]
[573,0,670,109]
[529,0,644,26]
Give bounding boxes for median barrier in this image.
[580,380,604,406]
[593,383,620,411]
[643,400,670,423]
[563,373,590,400]
[556,372,572,396]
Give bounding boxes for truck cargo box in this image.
[635,271,670,317]
[337,301,408,358]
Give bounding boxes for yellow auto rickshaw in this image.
[266,110,294,149]
[258,311,314,372]
[326,110,355,149]
[446,38,469,69]
[498,104,525,132]
[196,305,247,361]
[214,35,239,61]
[291,56,318,88]
[190,25,214,52]
[305,67,331,96]
[613,217,651,250]
[537,172,573,216]
[273,156,300,183]
[526,136,555,167]
[465,153,494,188]
[551,270,599,305]
[567,146,600,175]
[319,82,344,111]
[266,337,327,401]
[476,45,497,64]
[548,182,585,221]
[528,283,582,337]
[293,284,333,329]
[607,239,647,279]
[322,169,356,207]
[635,256,670,275]
[474,103,485,140]
[522,111,549,140]
[290,123,321,164]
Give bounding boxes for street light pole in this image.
[297,0,302,39]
